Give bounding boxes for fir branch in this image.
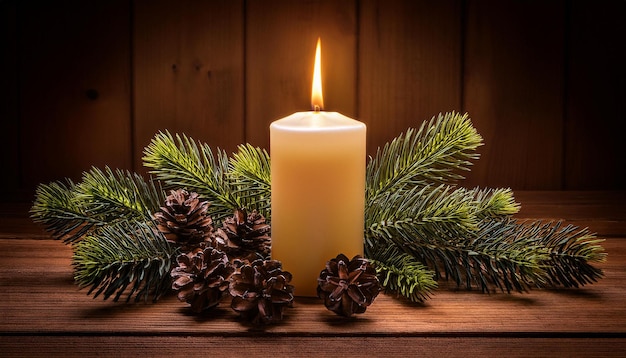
[30,179,104,243]
[76,166,164,223]
[73,221,176,303]
[526,221,606,288]
[464,218,549,292]
[465,187,520,219]
[369,243,438,302]
[229,143,272,218]
[366,184,479,244]
[366,112,482,203]
[366,191,549,293]
[142,131,239,223]
[365,184,480,289]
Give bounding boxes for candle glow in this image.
[311,38,324,111]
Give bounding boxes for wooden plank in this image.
[462,1,565,190]
[18,1,132,191]
[133,0,244,172]
[0,237,623,335]
[1,192,626,356]
[245,0,358,149]
[564,0,626,190]
[513,191,626,237]
[1,336,625,357]
[0,1,21,201]
[359,0,463,156]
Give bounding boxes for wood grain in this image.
[462,0,565,190]
[17,1,132,191]
[133,0,244,171]
[245,0,358,149]
[3,0,626,210]
[1,337,625,357]
[1,192,625,355]
[358,0,463,156]
[0,237,624,335]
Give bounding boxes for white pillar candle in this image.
[270,39,366,297]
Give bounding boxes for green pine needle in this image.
[73,221,176,303]
[76,166,164,223]
[30,167,164,244]
[30,179,104,243]
[370,243,438,302]
[229,143,272,218]
[142,131,241,223]
[524,220,606,288]
[466,187,521,218]
[366,111,483,203]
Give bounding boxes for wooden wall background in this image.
[2,0,625,202]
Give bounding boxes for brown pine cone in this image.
[154,189,213,250]
[317,254,381,317]
[171,246,235,313]
[229,259,294,325]
[213,208,271,259]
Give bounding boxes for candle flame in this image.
[311,38,323,111]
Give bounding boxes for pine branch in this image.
[30,179,104,243]
[366,184,479,244]
[464,218,549,292]
[465,187,521,219]
[76,166,164,223]
[366,112,482,203]
[525,221,606,288]
[369,242,438,302]
[142,131,239,223]
[73,221,176,303]
[229,143,272,219]
[30,168,165,244]
[365,184,547,293]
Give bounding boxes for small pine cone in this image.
[213,208,271,259]
[171,246,235,313]
[229,259,294,325]
[317,254,381,317]
[154,189,213,250]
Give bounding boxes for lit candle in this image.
[270,38,366,297]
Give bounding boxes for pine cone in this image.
[154,189,213,250]
[229,259,294,325]
[317,254,381,317]
[213,208,271,259]
[171,246,235,313]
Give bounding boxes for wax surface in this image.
[270,111,366,297]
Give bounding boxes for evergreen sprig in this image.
[31,179,103,243]
[77,166,164,223]
[30,111,606,305]
[370,243,438,302]
[229,143,272,218]
[73,221,176,302]
[525,220,606,288]
[366,112,482,203]
[30,167,164,243]
[143,131,270,223]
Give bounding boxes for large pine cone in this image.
[229,259,294,325]
[213,208,271,259]
[154,189,213,250]
[317,254,381,317]
[171,247,235,313]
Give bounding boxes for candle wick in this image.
[314,105,321,113]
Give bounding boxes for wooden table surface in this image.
[1,191,625,357]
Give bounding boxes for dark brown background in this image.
[2,0,625,202]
